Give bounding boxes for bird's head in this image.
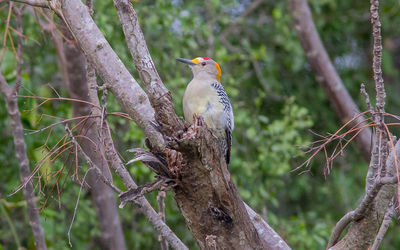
[176,57,221,82]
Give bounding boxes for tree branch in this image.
[245,204,291,250]
[0,71,47,249]
[370,200,395,250]
[65,125,122,194]
[7,0,49,8]
[85,59,188,250]
[370,0,385,122]
[58,0,165,152]
[113,0,185,135]
[289,0,372,161]
[157,191,169,250]
[328,139,399,249]
[62,26,128,249]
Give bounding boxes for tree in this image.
[1,0,399,249]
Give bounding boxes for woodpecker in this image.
[177,57,234,164]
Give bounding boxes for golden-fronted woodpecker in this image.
[177,57,234,164]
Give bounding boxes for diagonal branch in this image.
[0,71,47,249]
[370,200,395,250]
[289,0,372,161]
[57,0,166,152]
[328,137,399,249]
[84,60,188,250]
[113,0,185,135]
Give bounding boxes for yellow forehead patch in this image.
[191,57,221,82]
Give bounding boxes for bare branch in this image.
[289,0,372,161]
[0,71,47,249]
[112,0,185,135]
[370,201,395,250]
[328,178,385,247]
[328,139,400,249]
[13,5,23,93]
[370,0,385,122]
[59,0,165,152]
[360,83,375,118]
[6,0,49,8]
[157,191,169,250]
[245,204,291,250]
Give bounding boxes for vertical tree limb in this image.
[289,0,372,161]
[0,6,46,248]
[157,191,169,250]
[370,0,385,122]
[0,72,47,250]
[112,0,185,135]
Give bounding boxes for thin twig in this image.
[370,201,395,250]
[360,83,375,117]
[157,191,169,250]
[65,125,122,194]
[67,167,91,247]
[13,5,23,93]
[5,0,49,8]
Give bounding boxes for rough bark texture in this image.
[63,29,127,250]
[0,73,47,250]
[329,185,395,250]
[329,140,399,250]
[289,0,372,161]
[169,118,265,249]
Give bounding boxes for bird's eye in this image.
[201,62,206,66]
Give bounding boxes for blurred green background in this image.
[1,0,400,249]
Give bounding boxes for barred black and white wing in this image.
[211,82,234,164]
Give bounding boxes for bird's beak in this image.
[176,58,197,66]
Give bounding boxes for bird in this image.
[176,57,234,164]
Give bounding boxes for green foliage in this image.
[1,0,400,249]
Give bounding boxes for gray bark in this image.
[0,73,47,250]
[63,27,127,250]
